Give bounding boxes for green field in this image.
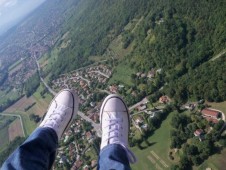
[131,112,175,170]
[33,83,53,103]
[0,125,9,152]
[39,48,60,74]
[108,61,135,86]
[0,88,20,106]
[194,148,226,170]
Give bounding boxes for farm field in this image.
[8,118,24,142]
[6,84,52,117]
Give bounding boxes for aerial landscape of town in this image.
[0,0,226,170]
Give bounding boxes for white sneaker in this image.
[100,94,137,163]
[39,89,78,140]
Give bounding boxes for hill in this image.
[0,0,225,169]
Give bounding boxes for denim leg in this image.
[1,127,58,170]
[98,144,131,170]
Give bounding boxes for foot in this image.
[39,89,78,140]
[100,94,137,163]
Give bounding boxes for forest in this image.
[44,0,226,104]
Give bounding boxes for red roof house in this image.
[201,108,220,119]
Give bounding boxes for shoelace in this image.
[103,118,137,163]
[42,105,67,128]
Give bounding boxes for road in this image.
[33,54,56,95]
[88,71,110,78]
[0,113,25,137]
[129,97,148,111]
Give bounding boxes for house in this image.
[137,104,147,111]
[159,96,170,104]
[141,73,146,78]
[89,112,99,123]
[72,160,83,170]
[136,72,141,77]
[91,160,97,167]
[194,129,204,137]
[83,165,89,170]
[109,85,118,93]
[201,108,220,119]
[184,103,195,110]
[204,116,219,124]
[194,129,205,141]
[147,69,155,78]
[156,68,162,74]
[86,131,92,141]
[135,117,144,125]
[141,124,148,130]
[90,102,95,107]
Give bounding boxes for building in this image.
[201,108,220,119]
[194,129,204,137]
[135,116,144,125]
[137,104,147,111]
[184,103,195,110]
[109,85,118,93]
[147,69,155,79]
[159,96,170,104]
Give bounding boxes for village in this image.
[49,63,225,170]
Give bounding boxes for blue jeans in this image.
[1,127,131,170]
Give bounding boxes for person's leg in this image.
[98,94,137,170]
[1,89,78,170]
[2,127,58,170]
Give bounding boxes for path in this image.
[210,49,226,61]
[0,113,25,137]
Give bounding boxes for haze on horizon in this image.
[0,0,46,36]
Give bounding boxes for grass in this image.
[85,146,98,161]
[206,101,226,116]
[131,112,175,170]
[108,61,135,86]
[108,35,134,58]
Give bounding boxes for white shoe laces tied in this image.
[43,105,68,128]
[103,118,137,163]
